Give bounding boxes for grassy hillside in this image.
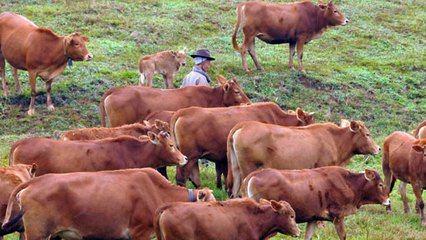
[0,0,425,239]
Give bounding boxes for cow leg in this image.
[412,183,426,226]
[0,53,8,96]
[386,176,396,212]
[27,72,38,115]
[157,166,168,179]
[296,39,306,73]
[247,40,263,71]
[289,42,296,70]
[46,80,55,112]
[333,217,347,240]
[143,71,154,87]
[304,221,316,240]
[12,67,21,93]
[240,29,256,72]
[215,162,223,189]
[399,181,411,213]
[164,74,174,89]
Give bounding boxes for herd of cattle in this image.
[0,1,425,240]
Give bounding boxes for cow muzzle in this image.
[179,156,188,166]
[85,53,94,61]
[342,18,349,25]
[382,198,391,206]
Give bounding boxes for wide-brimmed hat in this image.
[190,49,215,61]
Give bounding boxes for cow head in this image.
[217,75,252,106]
[64,32,93,61]
[295,108,315,126]
[318,1,349,26]
[348,120,380,155]
[260,199,300,238]
[196,187,216,202]
[148,131,188,166]
[172,49,187,67]
[360,169,390,206]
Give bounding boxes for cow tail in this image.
[8,140,21,166]
[227,126,241,198]
[153,205,169,240]
[100,88,113,127]
[232,3,243,52]
[139,72,145,85]
[170,113,180,150]
[2,181,30,229]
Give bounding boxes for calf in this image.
[100,75,251,127]
[2,168,216,240]
[232,1,348,73]
[228,120,380,197]
[0,164,36,240]
[382,131,426,227]
[413,120,426,139]
[59,120,168,141]
[10,131,186,175]
[172,103,314,188]
[0,12,93,115]
[242,167,390,240]
[139,49,186,88]
[154,198,299,240]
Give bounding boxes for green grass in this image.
[0,0,425,239]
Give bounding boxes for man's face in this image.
[200,60,212,72]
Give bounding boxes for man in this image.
[181,49,215,87]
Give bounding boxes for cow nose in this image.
[180,156,188,166]
[86,53,93,61]
[344,19,349,24]
[181,62,186,66]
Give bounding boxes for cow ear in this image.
[349,121,360,133]
[197,190,207,201]
[147,131,159,144]
[364,169,376,182]
[81,35,89,42]
[259,198,270,205]
[296,108,306,123]
[223,82,231,92]
[29,163,37,177]
[232,77,239,84]
[412,145,424,153]
[340,119,350,128]
[217,75,227,85]
[318,3,328,10]
[270,200,283,212]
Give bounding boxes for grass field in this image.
[0,0,425,239]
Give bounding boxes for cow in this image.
[382,131,426,227]
[241,167,390,240]
[100,75,251,127]
[228,120,380,197]
[139,49,186,88]
[9,131,186,176]
[0,164,36,240]
[413,120,426,139]
[232,1,348,73]
[2,168,216,240]
[0,12,93,115]
[59,120,168,141]
[154,198,300,240]
[171,102,315,189]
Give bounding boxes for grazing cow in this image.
[413,120,426,139]
[232,1,348,72]
[145,110,175,126]
[59,120,168,141]
[100,75,251,127]
[0,12,93,115]
[242,167,390,240]
[139,49,186,88]
[10,131,186,176]
[382,131,426,227]
[154,198,300,240]
[171,102,314,188]
[0,164,36,240]
[228,120,380,197]
[2,168,216,240]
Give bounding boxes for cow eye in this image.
[291,215,295,219]
[379,183,384,188]
[333,10,338,13]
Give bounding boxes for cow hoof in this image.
[27,109,35,116]
[48,105,55,112]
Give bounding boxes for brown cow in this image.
[413,120,426,139]
[232,1,348,72]
[139,49,186,88]
[0,12,93,115]
[382,131,426,227]
[59,120,168,141]
[242,167,390,240]
[2,168,216,240]
[228,120,380,197]
[154,198,300,240]
[171,102,314,188]
[10,131,186,176]
[0,164,36,240]
[100,75,251,127]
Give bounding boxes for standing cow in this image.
[232,0,348,72]
[0,12,93,115]
[139,49,186,88]
[227,120,380,197]
[2,168,216,240]
[382,131,426,227]
[242,167,390,240]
